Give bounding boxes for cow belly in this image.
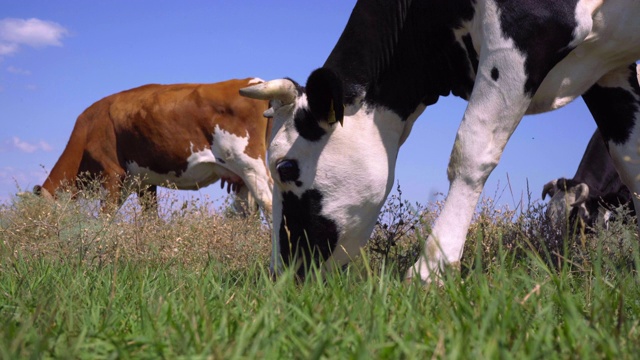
[126,148,240,190]
[527,1,640,114]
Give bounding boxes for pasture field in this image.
[1,188,640,359]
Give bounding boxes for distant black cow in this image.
[542,130,634,229]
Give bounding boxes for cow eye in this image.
[276,159,300,183]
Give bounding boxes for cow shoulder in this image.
[200,79,270,154]
[493,0,591,95]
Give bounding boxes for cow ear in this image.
[305,68,345,126]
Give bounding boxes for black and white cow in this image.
[543,129,634,230]
[241,0,640,281]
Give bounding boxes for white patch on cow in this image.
[321,105,410,268]
[126,147,221,190]
[210,124,273,212]
[248,77,265,85]
[268,94,409,271]
[126,124,272,211]
[598,209,613,229]
[528,0,640,113]
[569,0,602,48]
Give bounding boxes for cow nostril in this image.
[276,159,300,183]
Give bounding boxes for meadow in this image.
[1,185,640,359]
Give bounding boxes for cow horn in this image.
[239,79,297,105]
[541,179,558,200]
[263,107,275,118]
[569,183,590,207]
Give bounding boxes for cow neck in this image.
[323,0,476,120]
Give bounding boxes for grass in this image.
[1,186,640,358]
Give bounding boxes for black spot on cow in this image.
[280,189,339,279]
[276,159,300,183]
[294,107,326,142]
[306,68,344,125]
[292,69,345,142]
[491,67,499,81]
[495,0,579,96]
[583,64,639,145]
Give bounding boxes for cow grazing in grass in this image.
[35,78,273,216]
[543,129,634,230]
[241,0,640,281]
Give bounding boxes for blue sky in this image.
[0,1,598,210]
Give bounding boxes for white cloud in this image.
[6,65,30,75]
[7,136,53,153]
[0,166,27,184]
[0,166,47,192]
[0,18,69,56]
[11,137,37,153]
[0,42,18,55]
[38,140,52,151]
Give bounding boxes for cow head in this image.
[32,184,54,200]
[542,178,592,230]
[542,178,636,231]
[241,68,406,278]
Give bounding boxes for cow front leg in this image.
[407,60,534,282]
[231,185,259,217]
[403,0,591,282]
[238,169,273,220]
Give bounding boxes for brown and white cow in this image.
[34,78,273,216]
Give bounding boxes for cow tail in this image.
[40,111,92,195]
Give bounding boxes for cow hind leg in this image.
[583,63,640,230]
[235,171,272,222]
[215,153,272,219]
[100,167,127,214]
[231,185,259,218]
[406,61,533,282]
[210,130,272,219]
